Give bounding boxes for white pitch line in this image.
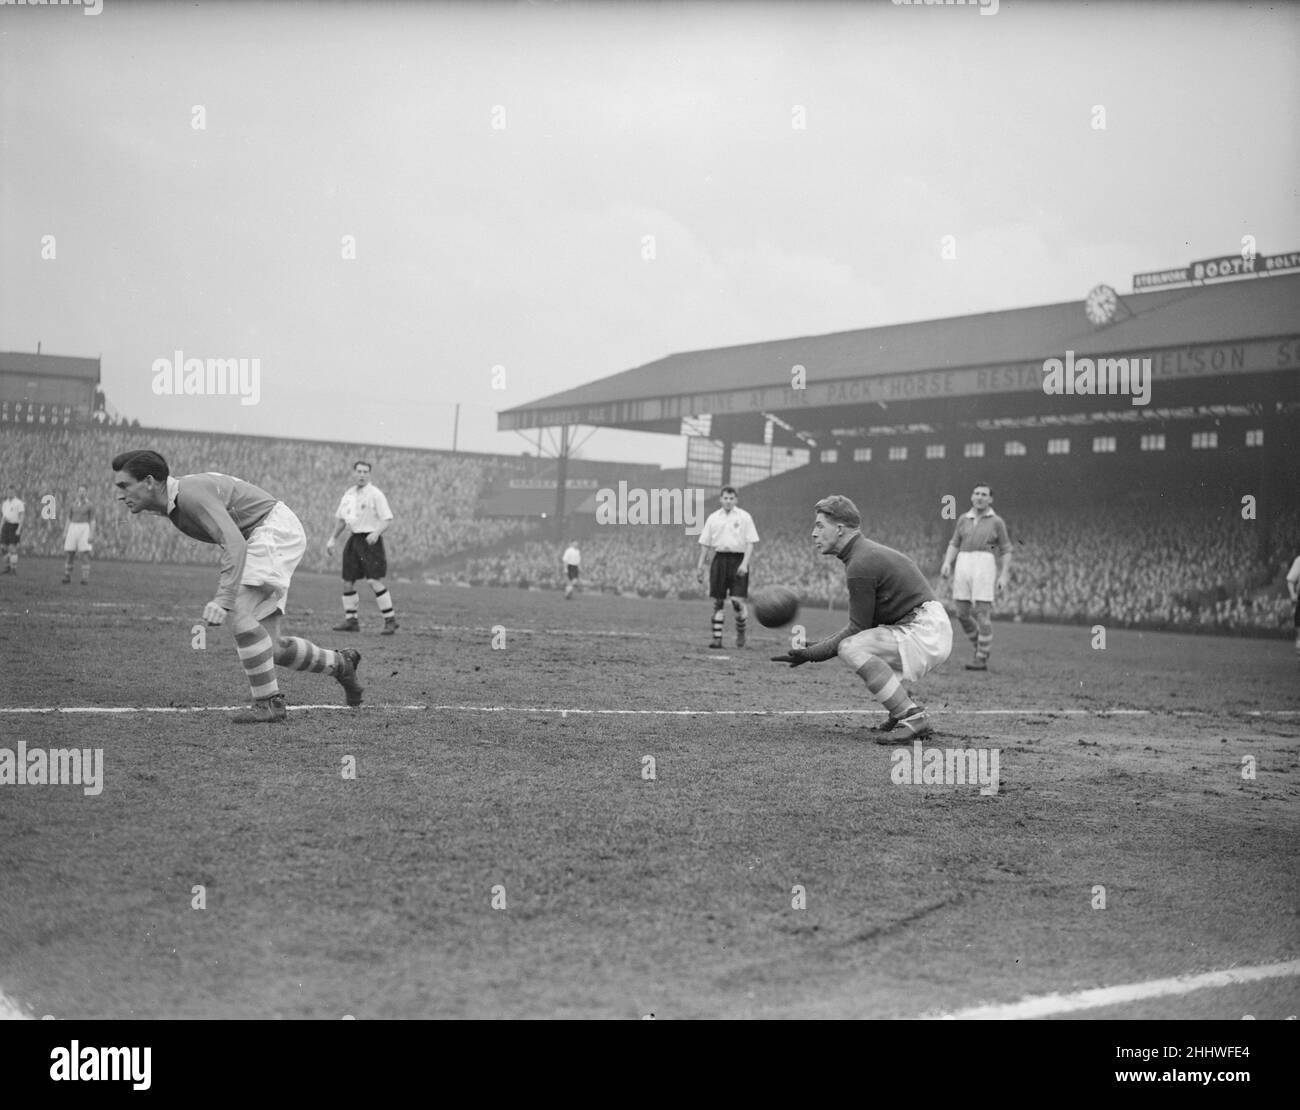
[0,991,31,1020]
[1,704,1298,717]
[928,959,1300,1020]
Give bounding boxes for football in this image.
[751,586,800,628]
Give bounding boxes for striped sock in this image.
[733,602,747,631]
[235,627,279,700]
[373,586,395,618]
[856,657,916,718]
[342,591,359,618]
[711,609,724,642]
[276,636,339,674]
[975,617,993,660]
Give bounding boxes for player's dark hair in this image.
[973,482,992,495]
[814,494,862,529]
[111,450,169,483]
[720,486,738,497]
[353,460,372,471]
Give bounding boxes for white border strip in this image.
[928,959,1300,1019]
[0,991,30,1020]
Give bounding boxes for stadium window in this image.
[820,449,838,464]
[1245,428,1263,447]
[853,447,872,463]
[1092,436,1117,454]
[1004,441,1027,456]
[1047,437,1070,455]
[963,442,984,458]
[1191,431,1218,450]
[888,445,908,462]
[925,444,945,460]
[1140,434,1165,452]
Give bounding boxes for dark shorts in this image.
[566,565,580,581]
[342,533,387,581]
[709,552,748,600]
[1294,595,1300,628]
[0,522,19,546]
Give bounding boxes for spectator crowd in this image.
[4,423,1296,634]
[0,423,538,574]
[455,503,1300,636]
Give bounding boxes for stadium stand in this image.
[0,423,541,574]
[4,422,1295,632]
[453,501,1300,635]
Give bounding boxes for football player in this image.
[772,495,952,740]
[940,483,1011,671]
[326,461,399,634]
[111,450,363,723]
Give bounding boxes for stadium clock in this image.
[1085,284,1119,326]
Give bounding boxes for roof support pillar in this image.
[554,424,570,542]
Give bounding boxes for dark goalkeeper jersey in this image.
[168,473,278,608]
[806,533,937,662]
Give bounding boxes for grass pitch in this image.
[1,558,1297,1019]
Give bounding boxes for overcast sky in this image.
[2,0,1297,466]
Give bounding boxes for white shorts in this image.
[837,599,954,683]
[952,551,997,603]
[63,522,92,553]
[241,502,306,620]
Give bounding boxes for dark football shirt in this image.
[168,473,278,608]
[807,533,936,662]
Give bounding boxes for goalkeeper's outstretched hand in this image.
[770,648,811,668]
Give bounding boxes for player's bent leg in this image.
[731,598,748,648]
[954,598,978,651]
[709,598,725,648]
[228,588,286,723]
[838,632,929,741]
[967,600,993,670]
[274,630,337,675]
[336,579,360,632]
[249,596,362,708]
[263,615,362,708]
[369,577,398,634]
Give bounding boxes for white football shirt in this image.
[336,485,394,534]
[697,507,759,552]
